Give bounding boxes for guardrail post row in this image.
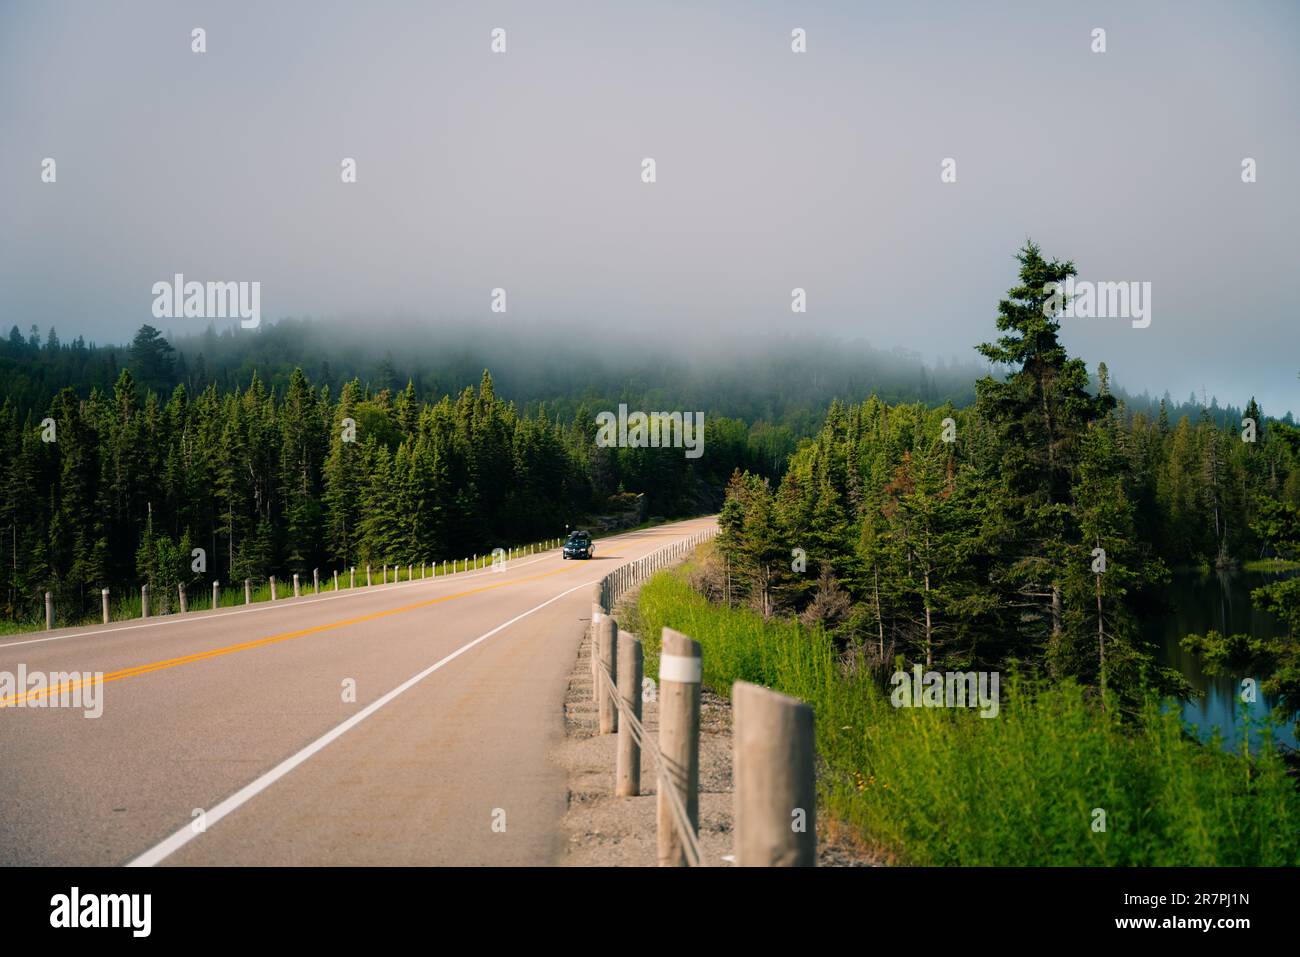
[616,630,643,797]
[658,627,701,867]
[101,588,110,624]
[597,615,618,734]
[733,681,817,866]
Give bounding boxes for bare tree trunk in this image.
[923,563,933,668]
[873,565,884,659]
[1095,569,1106,710]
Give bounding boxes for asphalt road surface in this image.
[0,517,716,866]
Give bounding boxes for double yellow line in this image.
[0,563,578,709]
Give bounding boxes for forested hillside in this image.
[0,366,764,625]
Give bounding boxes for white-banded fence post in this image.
[45,591,53,630]
[102,588,110,624]
[178,583,188,613]
[313,569,320,594]
[141,584,150,618]
[616,630,643,797]
[733,681,817,866]
[270,576,277,601]
[658,627,701,867]
[244,579,252,604]
[213,580,220,609]
[293,573,300,598]
[597,615,618,734]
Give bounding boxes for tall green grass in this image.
[634,571,1300,865]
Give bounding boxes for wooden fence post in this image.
[597,615,618,734]
[616,630,643,797]
[733,681,817,866]
[657,627,701,867]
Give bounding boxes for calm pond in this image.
[1146,569,1298,751]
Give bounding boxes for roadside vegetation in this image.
[634,562,1300,866]
[624,242,1300,865]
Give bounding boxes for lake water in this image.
[1144,569,1298,751]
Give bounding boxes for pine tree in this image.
[974,241,1113,664]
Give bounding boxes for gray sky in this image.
[2,0,1297,415]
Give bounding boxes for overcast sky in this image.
[2,1,1297,414]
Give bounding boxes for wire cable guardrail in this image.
[595,662,705,867]
[591,526,717,866]
[586,523,816,868]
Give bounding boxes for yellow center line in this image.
[0,562,584,708]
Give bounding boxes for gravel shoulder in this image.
[553,591,881,867]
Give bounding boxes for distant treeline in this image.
[0,318,988,442]
[2,317,1284,453]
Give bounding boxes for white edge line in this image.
[126,576,600,868]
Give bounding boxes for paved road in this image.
[0,517,716,866]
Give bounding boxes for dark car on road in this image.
[562,531,594,559]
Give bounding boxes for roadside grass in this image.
[632,568,1300,866]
